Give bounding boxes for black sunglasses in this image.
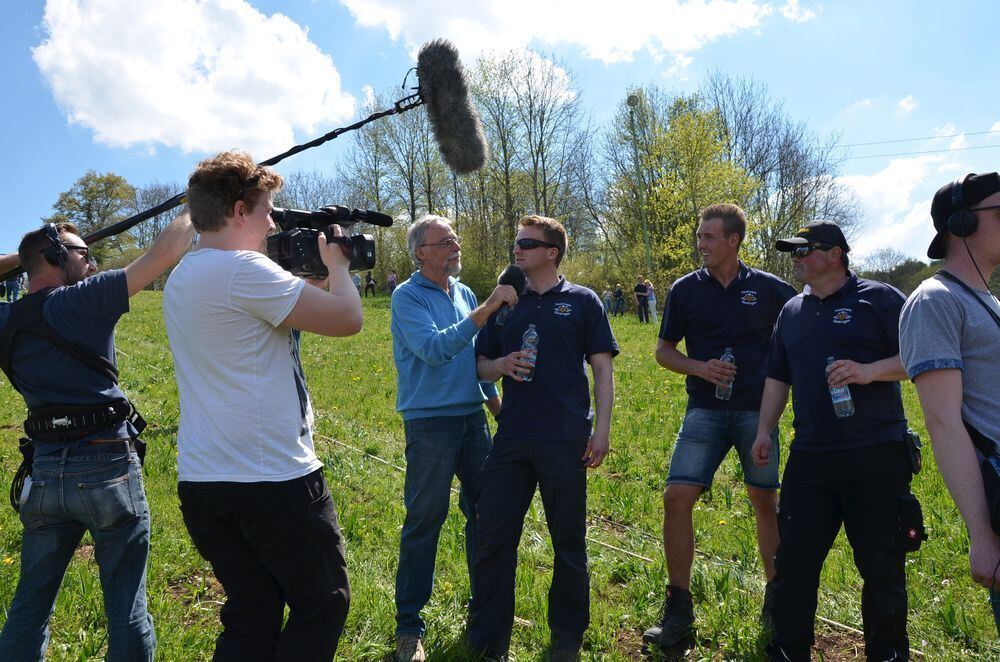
[515,238,559,251]
[791,244,834,258]
[969,204,1000,213]
[62,244,91,258]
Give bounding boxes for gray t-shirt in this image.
[899,273,1000,452]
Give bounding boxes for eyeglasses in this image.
[419,237,460,248]
[791,244,833,258]
[969,204,1000,213]
[515,238,560,251]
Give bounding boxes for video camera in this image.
[266,206,393,277]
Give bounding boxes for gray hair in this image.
[407,214,452,266]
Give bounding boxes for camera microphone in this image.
[417,39,490,175]
[495,264,526,326]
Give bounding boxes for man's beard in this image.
[444,259,462,277]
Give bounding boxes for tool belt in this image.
[24,399,146,443]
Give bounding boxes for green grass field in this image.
[0,292,995,660]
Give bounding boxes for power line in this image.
[841,143,1000,161]
[839,128,1000,148]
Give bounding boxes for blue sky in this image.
[3,0,999,261]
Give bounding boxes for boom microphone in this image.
[495,264,526,326]
[417,39,490,175]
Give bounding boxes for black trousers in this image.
[178,469,351,662]
[468,438,589,656]
[770,441,912,661]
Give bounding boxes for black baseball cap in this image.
[927,172,1000,259]
[775,221,850,253]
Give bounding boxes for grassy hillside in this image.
[0,292,994,660]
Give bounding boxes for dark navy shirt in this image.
[476,277,619,442]
[659,263,796,410]
[764,273,907,451]
[0,270,133,454]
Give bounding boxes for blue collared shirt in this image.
[765,273,907,451]
[391,271,498,421]
[659,262,796,410]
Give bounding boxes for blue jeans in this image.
[991,589,1000,638]
[395,410,491,636]
[0,444,154,661]
[667,408,780,489]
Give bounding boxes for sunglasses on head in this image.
[515,238,559,250]
[791,244,834,258]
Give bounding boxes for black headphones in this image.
[40,223,69,268]
[947,173,979,238]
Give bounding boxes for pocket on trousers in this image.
[896,493,928,553]
[79,472,139,530]
[18,479,46,530]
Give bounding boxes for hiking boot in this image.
[548,642,581,661]
[642,585,695,649]
[395,634,426,662]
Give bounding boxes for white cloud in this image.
[340,0,817,70]
[780,0,818,22]
[897,95,917,113]
[844,98,874,114]
[33,0,356,157]
[839,154,961,260]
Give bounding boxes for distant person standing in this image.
[387,270,398,295]
[352,271,362,296]
[645,279,658,325]
[634,276,650,323]
[612,283,625,317]
[365,270,376,297]
[601,286,613,312]
[643,204,795,653]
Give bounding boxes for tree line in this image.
[41,49,971,296]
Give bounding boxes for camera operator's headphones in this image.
[947,174,979,238]
[40,223,69,268]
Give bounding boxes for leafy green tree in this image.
[45,170,137,265]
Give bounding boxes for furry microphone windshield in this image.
[416,39,490,175]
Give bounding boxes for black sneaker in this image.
[642,585,695,649]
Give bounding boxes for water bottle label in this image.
[830,386,851,403]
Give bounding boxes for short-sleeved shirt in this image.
[164,248,320,483]
[476,277,618,442]
[659,263,796,410]
[0,270,134,454]
[764,273,907,451]
[900,273,1000,452]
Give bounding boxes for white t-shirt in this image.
[163,248,321,482]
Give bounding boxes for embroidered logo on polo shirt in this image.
[553,302,573,316]
[739,290,759,305]
[833,307,853,324]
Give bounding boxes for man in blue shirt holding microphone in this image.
[390,214,518,661]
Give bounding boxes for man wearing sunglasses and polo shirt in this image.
[470,215,618,661]
[751,221,916,662]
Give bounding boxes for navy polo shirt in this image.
[764,273,907,451]
[659,262,796,410]
[476,277,619,442]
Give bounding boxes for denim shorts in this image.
[666,408,779,489]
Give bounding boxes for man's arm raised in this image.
[125,210,196,297]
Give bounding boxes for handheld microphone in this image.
[417,39,490,175]
[495,264,526,326]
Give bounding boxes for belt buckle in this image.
[50,416,72,429]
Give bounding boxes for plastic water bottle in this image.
[826,356,855,418]
[520,324,539,382]
[715,347,735,400]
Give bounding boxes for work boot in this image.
[642,585,695,650]
[395,634,426,662]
